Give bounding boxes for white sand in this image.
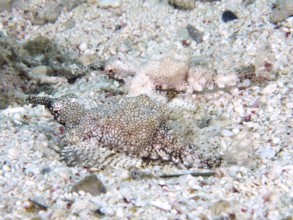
[0,0,292,219]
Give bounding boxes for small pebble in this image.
[41,167,51,174]
[71,175,106,196]
[272,137,280,144]
[51,209,67,219]
[150,200,171,211]
[256,147,276,159]
[79,42,87,52]
[98,0,121,8]
[221,129,235,137]
[168,0,196,10]
[26,198,48,211]
[57,168,72,181]
[222,10,238,22]
[100,206,115,216]
[2,165,11,172]
[261,83,277,95]
[211,200,231,216]
[186,24,203,43]
[270,0,293,23]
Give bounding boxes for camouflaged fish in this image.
[26,94,222,169]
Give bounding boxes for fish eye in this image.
[53,112,60,121]
[51,108,60,115]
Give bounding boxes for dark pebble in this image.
[222,10,238,22]
[28,198,48,211]
[40,167,51,174]
[186,24,203,43]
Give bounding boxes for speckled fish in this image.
[26,94,222,169]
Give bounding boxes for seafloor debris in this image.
[26,94,222,170]
[7,0,87,25]
[0,0,15,12]
[168,0,197,10]
[25,198,48,212]
[210,200,231,217]
[0,33,92,109]
[186,24,203,43]
[168,0,220,10]
[235,64,256,83]
[129,169,215,180]
[270,0,293,24]
[71,175,106,196]
[221,10,239,22]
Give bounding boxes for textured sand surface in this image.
[0,0,292,219]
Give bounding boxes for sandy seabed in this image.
[0,0,292,219]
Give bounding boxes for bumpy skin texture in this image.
[27,94,222,169]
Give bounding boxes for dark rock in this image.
[40,167,51,174]
[242,0,256,6]
[26,198,48,212]
[71,175,106,196]
[222,10,238,22]
[186,24,203,43]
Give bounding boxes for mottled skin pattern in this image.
[27,94,222,169]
